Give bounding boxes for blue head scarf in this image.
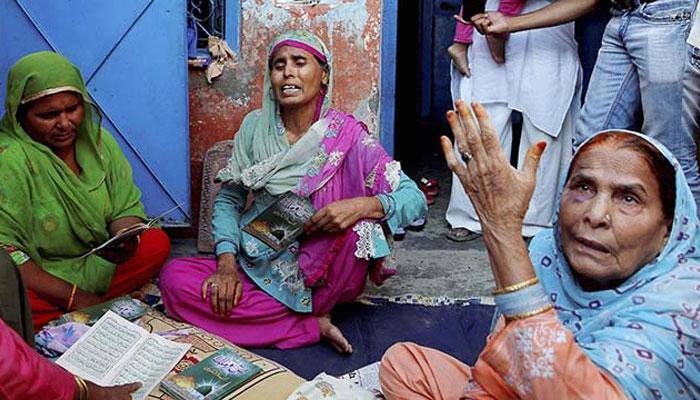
[529,130,700,399]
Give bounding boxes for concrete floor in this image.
[171,152,495,301]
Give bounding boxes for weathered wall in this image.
[188,0,382,229]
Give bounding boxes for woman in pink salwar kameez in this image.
[159,30,426,353]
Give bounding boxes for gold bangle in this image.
[74,376,88,400]
[66,284,78,311]
[505,304,553,323]
[492,277,539,295]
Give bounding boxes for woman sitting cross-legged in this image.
[0,51,171,331]
[159,30,426,353]
[379,101,700,399]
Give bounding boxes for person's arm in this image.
[376,172,428,234]
[0,318,141,400]
[470,310,627,399]
[204,182,248,315]
[19,259,103,310]
[472,0,599,36]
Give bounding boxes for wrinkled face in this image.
[269,46,327,110]
[20,91,84,152]
[559,145,670,290]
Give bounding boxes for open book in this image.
[337,361,384,398]
[80,204,181,259]
[56,311,191,400]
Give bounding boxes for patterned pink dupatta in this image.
[293,109,398,292]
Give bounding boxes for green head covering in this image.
[216,30,334,194]
[0,51,145,293]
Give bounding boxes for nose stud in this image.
[605,213,612,222]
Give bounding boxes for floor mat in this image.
[252,300,496,380]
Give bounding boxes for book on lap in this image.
[160,348,263,400]
[241,192,315,252]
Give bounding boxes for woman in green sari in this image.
[0,51,170,331]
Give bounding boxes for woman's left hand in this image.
[441,101,546,236]
[305,197,383,235]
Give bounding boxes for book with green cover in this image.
[241,192,315,252]
[52,296,146,326]
[160,348,262,400]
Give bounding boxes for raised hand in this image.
[440,101,546,236]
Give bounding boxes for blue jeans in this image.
[575,0,700,210]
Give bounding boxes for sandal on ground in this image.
[419,177,439,197]
[406,217,426,232]
[393,227,406,241]
[446,228,480,242]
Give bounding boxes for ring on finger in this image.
[461,150,473,164]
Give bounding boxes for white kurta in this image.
[446,0,581,237]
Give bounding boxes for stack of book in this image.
[161,348,263,400]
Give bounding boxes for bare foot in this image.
[447,43,471,77]
[485,35,506,64]
[318,315,353,354]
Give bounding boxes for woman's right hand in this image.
[72,290,103,310]
[85,381,141,400]
[201,253,243,316]
[471,11,511,36]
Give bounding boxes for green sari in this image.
[0,51,145,293]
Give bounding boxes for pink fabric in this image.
[159,110,398,349]
[0,318,75,400]
[453,1,526,44]
[271,39,328,64]
[159,250,366,349]
[296,109,396,287]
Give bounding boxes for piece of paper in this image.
[337,361,383,396]
[57,311,191,400]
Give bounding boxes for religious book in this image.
[56,311,191,400]
[160,348,262,400]
[52,296,146,326]
[241,192,315,252]
[80,204,181,259]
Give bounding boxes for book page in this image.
[56,311,147,384]
[338,361,383,396]
[110,333,190,400]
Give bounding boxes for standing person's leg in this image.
[0,250,33,345]
[683,44,700,212]
[446,102,512,240]
[518,105,576,238]
[626,0,700,209]
[574,14,641,147]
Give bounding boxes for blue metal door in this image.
[0,0,191,225]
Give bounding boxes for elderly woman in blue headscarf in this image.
[379,101,699,399]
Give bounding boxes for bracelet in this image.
[492,277,539,295]
[66,284,78,311]
[494,283,550,317]
[74,376,89,400]
[505,304,553,323]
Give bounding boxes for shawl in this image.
[529,130,700,399]
[0,51,145,293]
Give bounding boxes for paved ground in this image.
[171,151,495,300]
